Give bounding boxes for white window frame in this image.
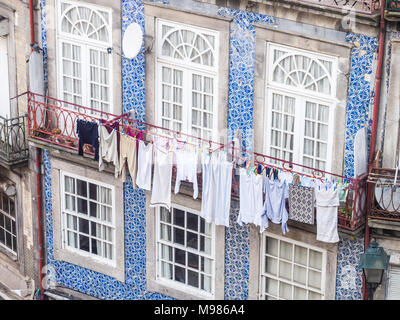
[155,203,216,299]
[259,232,327,300]
[155,19,219,140]
[55,0,113,114]
[264,43,337,172]
[60,170,116,266]
[0,192,17,255]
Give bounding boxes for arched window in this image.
[57,0,112,115]
[156,20,218,140]
[271,51,334,96]
[265,43,337,172]
[160,26,216,67]
[60,3,110,43]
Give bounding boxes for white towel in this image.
[315,187,340,243]
[150,146,173,210]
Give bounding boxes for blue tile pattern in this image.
[344,33,378,178]
[218,8,276,151]
[224,202,250,300]
[335,236,364,300]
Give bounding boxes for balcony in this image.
[249,0,380,14]
[385,0,400,20]
[367,167,400,222]
[25,91,366,232]
[0,114,29,167]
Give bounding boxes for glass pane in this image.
[79,234,89,252]
[65,176,75,193]
[266,237,278,256]
[309,291,322,300]
[309,250,322,270]
[201,274,212,292]
[293,265,307,285]
[77,198,88,215]
[294,287,307,300]
[188,270,199,288]
[174,248,186,266]
[201,257,212,274]
[78,218,89,234]
[265,277,278,296]
[160,224,171,241]
[65,195,76,211]
[89,202,98,218]
[89,183,98,200]
[160,207,171,223]
[280,241,293,261]
[100,187,112,205]
[173,227,184,246]
[161,262,173,280]
[173,208,185,227]
[67,231,77,248]
[67,215,77,230]
[188,252,199,270]
[174,265,185,284]
[187,231,198,250]
[308,270,322,290]
[279,282,292,300]
[77,180,87,197]
[279,261,292,281]
[294,245,307,266]
[265,256,278,276]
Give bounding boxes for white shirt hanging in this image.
[136,140,153,191]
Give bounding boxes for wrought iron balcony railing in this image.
[368,167,400,221]
[280,0,380,14]
[0,114,29,166]
[25,91,366,232]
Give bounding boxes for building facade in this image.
[23,0,395,300]
[0,0,40,300]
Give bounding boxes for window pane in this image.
[175,248,186,266]
[79,234,89,252]
[77,198,88,214]
[187,231,198,250]
[280,241,293,261]
[89,183,98,200]
[77,180,87,197]
[161,262,173,279]
[160,207,171,223]
[279,261,292,281]
[309,291,322,300]
[160,224,171,242]
[308,270,322,290]
[65,195,76,211]
[294,246,307,266]
[309,250,322,270]
[279,282,292,300]
[265,256,278,276]
[174,265,185,284]
[173,227,184,246]
[265,277,278,297]
[266,237,279,256]
[173,208,185,227]
[186,212,198,231]
[188,252,199,270]
[201,274,212,292]
[161,244,172,261]
[65,176,75,193]
[294,287,307,300]
[188,270,199,288]
[79,218,89,234]
[293,265,307,285]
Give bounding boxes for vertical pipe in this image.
[363,0,386,300]
[35,147,44,300]
[29,0,45,300]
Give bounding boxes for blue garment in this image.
[261,178,289,235]
[76,119,99,161]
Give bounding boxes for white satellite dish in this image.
[122,23,143,59]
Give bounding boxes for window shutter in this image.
[387,266,400,300]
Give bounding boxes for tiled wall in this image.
[40,0,378,300]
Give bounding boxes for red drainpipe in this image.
[29,0,45,300]
[363,0,386,300]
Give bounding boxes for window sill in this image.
[147,277,216,300]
